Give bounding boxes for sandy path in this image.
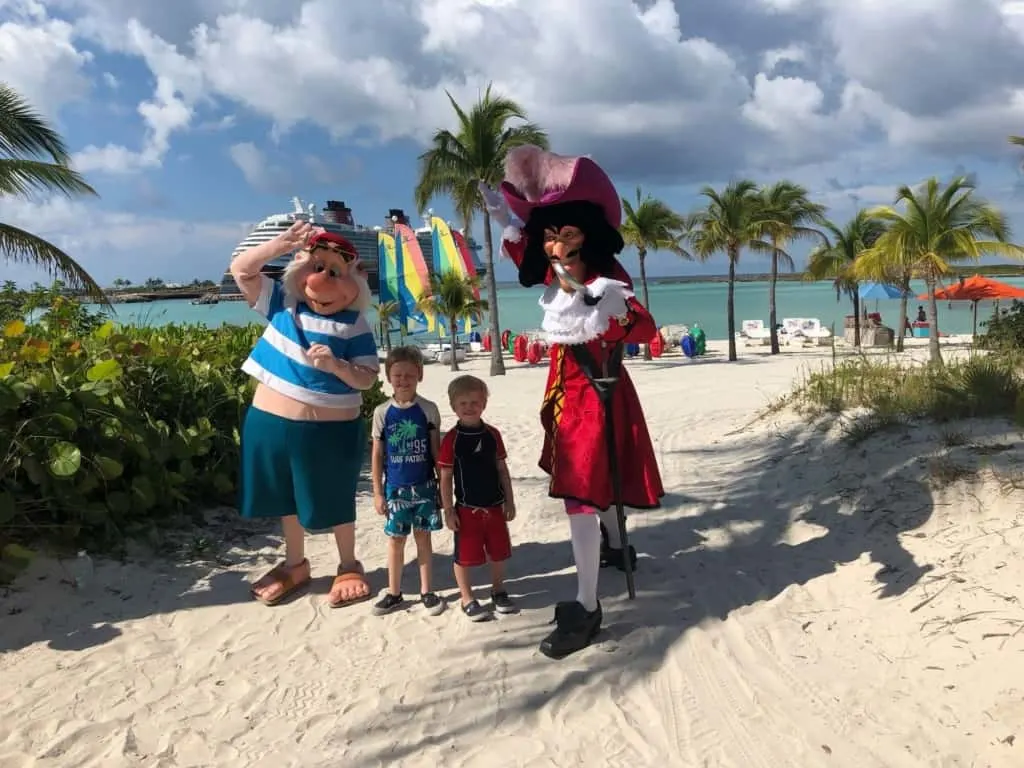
[1,341,1021,767]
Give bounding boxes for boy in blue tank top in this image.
[370,346,445,616]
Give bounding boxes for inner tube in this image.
[513,334,529,362]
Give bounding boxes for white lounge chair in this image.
[741,319,771,345]
[798,318,833,345]
[435,345,467,365]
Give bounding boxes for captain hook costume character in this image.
[480,145,665,658]
[230,220,380,609]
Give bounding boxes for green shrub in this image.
[978,299,1024,351]
[0,284,387,578]
[794,353,1024,442]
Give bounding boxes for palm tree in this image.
[620,187,693,359]
[415,271,488,372]
[373,300,399,353]
[0,83,104,302]
[855,176,1024,364]
[688,180,773,362]
[415,84,548,376]
[805,211,887,348]
[757,182,828,354]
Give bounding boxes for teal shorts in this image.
[384,480,442,537]
[238,406,365,530]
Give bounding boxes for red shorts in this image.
[453,505,511,566]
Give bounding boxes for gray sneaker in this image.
[372,592,403,616]
[461,599,490,622]
[491,591,517,614]
[421,592,445,616]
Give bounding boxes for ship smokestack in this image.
[387,209,409,227]
[322,200,353,226]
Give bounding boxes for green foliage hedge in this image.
[0,284,386,575]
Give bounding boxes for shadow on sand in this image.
[0,409,966,763]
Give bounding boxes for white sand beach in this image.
[2,340,1022,767]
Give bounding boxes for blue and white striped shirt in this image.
[241,276,379,409]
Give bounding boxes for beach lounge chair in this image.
[740,319,771,345]
[799,318,833,345]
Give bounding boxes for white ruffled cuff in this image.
[502,224,522,243]
[539,278,633,345]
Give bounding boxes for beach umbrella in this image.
[857,281,909,316]
[917,274,1024,337]
[858,281,909,300]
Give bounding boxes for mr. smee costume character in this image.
[483,145,665,658]
[231,222,380,608]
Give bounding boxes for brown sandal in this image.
[251,560,311,606]
[327,562,371,608]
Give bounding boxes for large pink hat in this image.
[500,145,621,229]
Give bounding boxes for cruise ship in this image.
[217,198,485,298]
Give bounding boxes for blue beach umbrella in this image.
[858,282,909,300]
[858,281,910,317]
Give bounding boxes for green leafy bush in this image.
[794,353,1024,443]
[0,284,386,576]
[978,299,1024,352]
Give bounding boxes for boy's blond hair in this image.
[448,374,488,403]
[384,345,424,378]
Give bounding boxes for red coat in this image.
[503,236,665,510]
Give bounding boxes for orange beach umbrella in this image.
[918,275,1024,336]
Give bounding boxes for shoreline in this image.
[72,263,1024,304]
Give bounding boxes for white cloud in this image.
[8,0,1024,196]
[228,142,291,192]
[0,9,92,118]
[0,196,249,286]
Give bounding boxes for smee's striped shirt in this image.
[241,275,378,409]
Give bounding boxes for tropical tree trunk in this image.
[727,246,738,362]
[448,316,459,372]
[769,238,780,355]
[896,290,908,352]
[638,247,652,361]
[925,272,943,366]
[482,209,505,376]
[851,293,861,347]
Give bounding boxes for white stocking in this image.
[597,507,623,549]
[569,513,601,612]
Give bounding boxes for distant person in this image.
[370,346,445,617]
[438,375,517,621]
[916,305,926,323]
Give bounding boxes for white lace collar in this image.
[538,277,632,345]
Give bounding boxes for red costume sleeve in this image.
[502,234,526,269]
[438,431,455,467]
[602,295,658,345]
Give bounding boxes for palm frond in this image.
[0,158,97,198]
[0,83,74,162]
[0,223,107,303]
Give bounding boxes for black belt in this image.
[568,341,623,396]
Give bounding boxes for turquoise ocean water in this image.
[91,278,1024,339]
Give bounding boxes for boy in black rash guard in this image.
[438,375,517,621]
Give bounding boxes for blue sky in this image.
[4,0,1024,289]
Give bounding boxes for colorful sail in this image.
[377,231,426,336]
[394,223,431,306]
[430,216,481,335]
[450,228,481,298]
[377,232,399,306]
